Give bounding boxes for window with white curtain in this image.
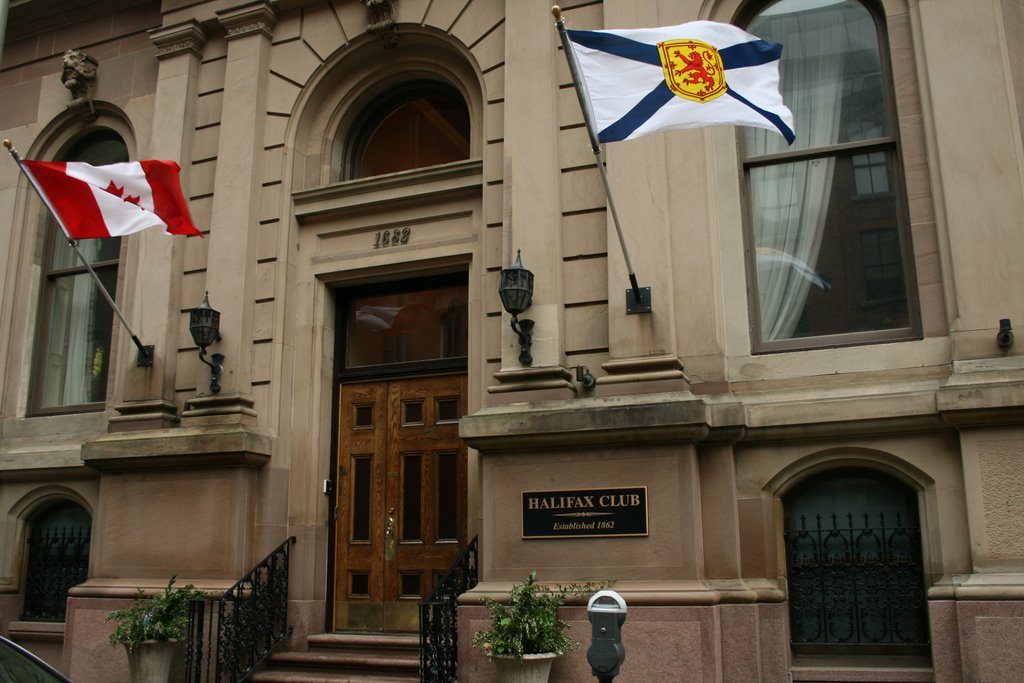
[32,132,126,413]
[742,0,918,350]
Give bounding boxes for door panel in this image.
[334,375,466,631]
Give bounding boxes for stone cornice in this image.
[462,578,785,606]
[292,159,483,222]
[460,392,712,451]
[150,19,208,60]
[217,1,278,41]
[80,424,273,472]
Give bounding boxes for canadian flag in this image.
[23,160,201,238]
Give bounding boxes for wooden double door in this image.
[332,374,467,631]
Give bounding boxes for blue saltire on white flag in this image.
[567,21,795,144]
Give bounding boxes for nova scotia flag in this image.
[567,21,795,144]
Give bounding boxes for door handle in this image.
[384,507,397,561]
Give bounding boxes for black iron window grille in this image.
[784,510,929,653]
[22,525,90,621]
[187,536,295,682]
[420,536,478,683]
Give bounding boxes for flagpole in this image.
[552,5,651,314]
[4,139,154,367]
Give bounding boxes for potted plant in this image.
[105,576,206,683]
[472,571,604,683]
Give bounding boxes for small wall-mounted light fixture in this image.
[997,318,1014,350]
[499,250,535,366]
[188,291,224,393]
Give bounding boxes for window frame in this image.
[28,130,127,416]
[21,500,92,622]
[782,467,930,657]
[738,0,922,354]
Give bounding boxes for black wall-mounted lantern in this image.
[188,291,224,393]
[499,250,535,366]
[998,318,1014,350]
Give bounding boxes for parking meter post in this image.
[587,590,628,681]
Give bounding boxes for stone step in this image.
[249,672,417,683]
[247,671,415,683]
[308,632,420,655]
[254,632,420,683]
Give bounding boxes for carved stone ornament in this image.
[61,49,98,120]
[363,0,398,48]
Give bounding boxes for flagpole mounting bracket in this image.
[136,345,155,367]
[626,287,652,315]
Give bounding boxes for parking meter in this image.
[587,589,627,681]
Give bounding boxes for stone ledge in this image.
[928,573,1024,600]
[460,579,785,606]
[69,578,236,599]
[790,667,933,682]
[80,425,273,472]
[461,392,710,450]
[8,620,64,643]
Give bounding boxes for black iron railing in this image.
[420,536,479,683]
[22,526,90,621]
[186,536,296,682]
[784,511,928,650]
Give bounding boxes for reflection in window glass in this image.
[339,82,470,180]
[436,398,460,423]
[744,0,914,346]
[352,457,371,542]
[345,284,468,368]
[401,573,421,598]
[350,573,369,596]
[403,401,424,426]
[402,454,422,542]
[852,151,890,196]
[437,451,457,541]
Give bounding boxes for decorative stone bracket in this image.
[363,0,398,47]
[61,49,97,120]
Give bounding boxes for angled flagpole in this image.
[553,5,651,314]
[4,139,154,366]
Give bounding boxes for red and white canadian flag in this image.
[22,160,201,238]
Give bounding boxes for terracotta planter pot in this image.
[492,653,559,683]
[125,640,180,683]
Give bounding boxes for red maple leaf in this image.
[104,180,141,206]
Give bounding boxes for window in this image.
[783,470,929,656]
[336,80,470,180]
[22,501,91,621]
[32,132,126,412]
[743,0,917,350]
[340,276,468,371]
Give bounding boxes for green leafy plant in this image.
[472,571,607,659]
[105,576,206,652]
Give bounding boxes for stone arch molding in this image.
[9,485,95,522]
[25,102,138,162]
[765,446,935,499]
[0,486,95,589]
[287,25,485,192]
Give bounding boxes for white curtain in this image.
[41,240,103,406]
[748,4,852,340]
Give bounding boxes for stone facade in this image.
[0,0,1021,681]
